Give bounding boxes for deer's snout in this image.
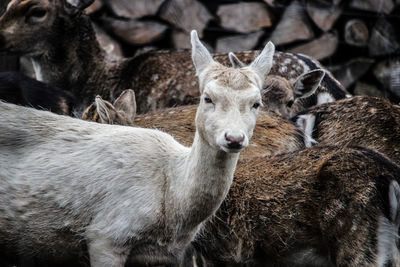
[225,133,245,149]
[218,130,248,153]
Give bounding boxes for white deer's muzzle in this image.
[217,130,248,153]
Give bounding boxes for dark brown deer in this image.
[293,96,400,165]
[183,146,400,267]
[0,0,348,115]
[0,71,75,115]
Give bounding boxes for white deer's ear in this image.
[249,42,275,86]
[191,30,214,75]
[65,0,94,10]
[229,52,245,68]
[293,69,325,99]
[95,96,113,124]
[113,89,137,121]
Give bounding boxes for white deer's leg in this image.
[87,237,130,267]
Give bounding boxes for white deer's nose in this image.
[225,133,245,149]
[218,130,248,153]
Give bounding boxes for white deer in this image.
[0,31,274,267]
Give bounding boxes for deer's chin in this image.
[221,145,244,153]
[218,142,247,153]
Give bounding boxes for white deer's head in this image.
[191,30,275,153]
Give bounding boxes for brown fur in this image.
[262,75,294,116]
[82,99,305,159]
[0,0,345,115]
[297,96,400,165]
[188,146,400,266]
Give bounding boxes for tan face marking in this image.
[6,0,31,12]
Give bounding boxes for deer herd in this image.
[0,0,399,267]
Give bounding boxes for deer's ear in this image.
[293,69,325,99]
[229,52,245,68]
[249,42,275,87]
[113,89,137,121]
[191,30,214,76]
[95,96,115,124]
[64,0,94,11]
[81,102,96,121]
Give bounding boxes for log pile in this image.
[1,0,400,102]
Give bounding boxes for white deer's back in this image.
[0,101,189,242]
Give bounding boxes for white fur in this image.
[191,31,214,77]
[66,0,81,7]
[249,41,275,87]
[376,181,400,266]
[31,59,43,81]
[376,216,400,266]
[0,31,274,266]
[317,92,335,105]
[228,52,245,69]
[285,248,334,267]
[6,0,19,10]
[279,66,287,73]
[296,114,317,148]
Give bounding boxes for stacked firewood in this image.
[1,0,400,102]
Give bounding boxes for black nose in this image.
[225,133,244,149]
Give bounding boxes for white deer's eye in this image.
[252,102,261,109]
[287,100,294,108]
[204,96,213,104]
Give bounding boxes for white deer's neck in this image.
[168,131,239,232]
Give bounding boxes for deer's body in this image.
[0,104,194,264]
[294,96,400,165]
[0,71,75,115]
[0,0,347,115]
[0,31,274,266]
[187,146,400,267]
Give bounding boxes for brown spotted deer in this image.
[184,146,400,267]
[293,96,400,165]
[0,32,274,266]
[229,52,350,118]
[0,0,348,115]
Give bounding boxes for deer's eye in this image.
[252,102,261,109]
[28,7,47,20]
[287,100,294,108]
[204,96,213,104]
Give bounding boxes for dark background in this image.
[1,0,399,103]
